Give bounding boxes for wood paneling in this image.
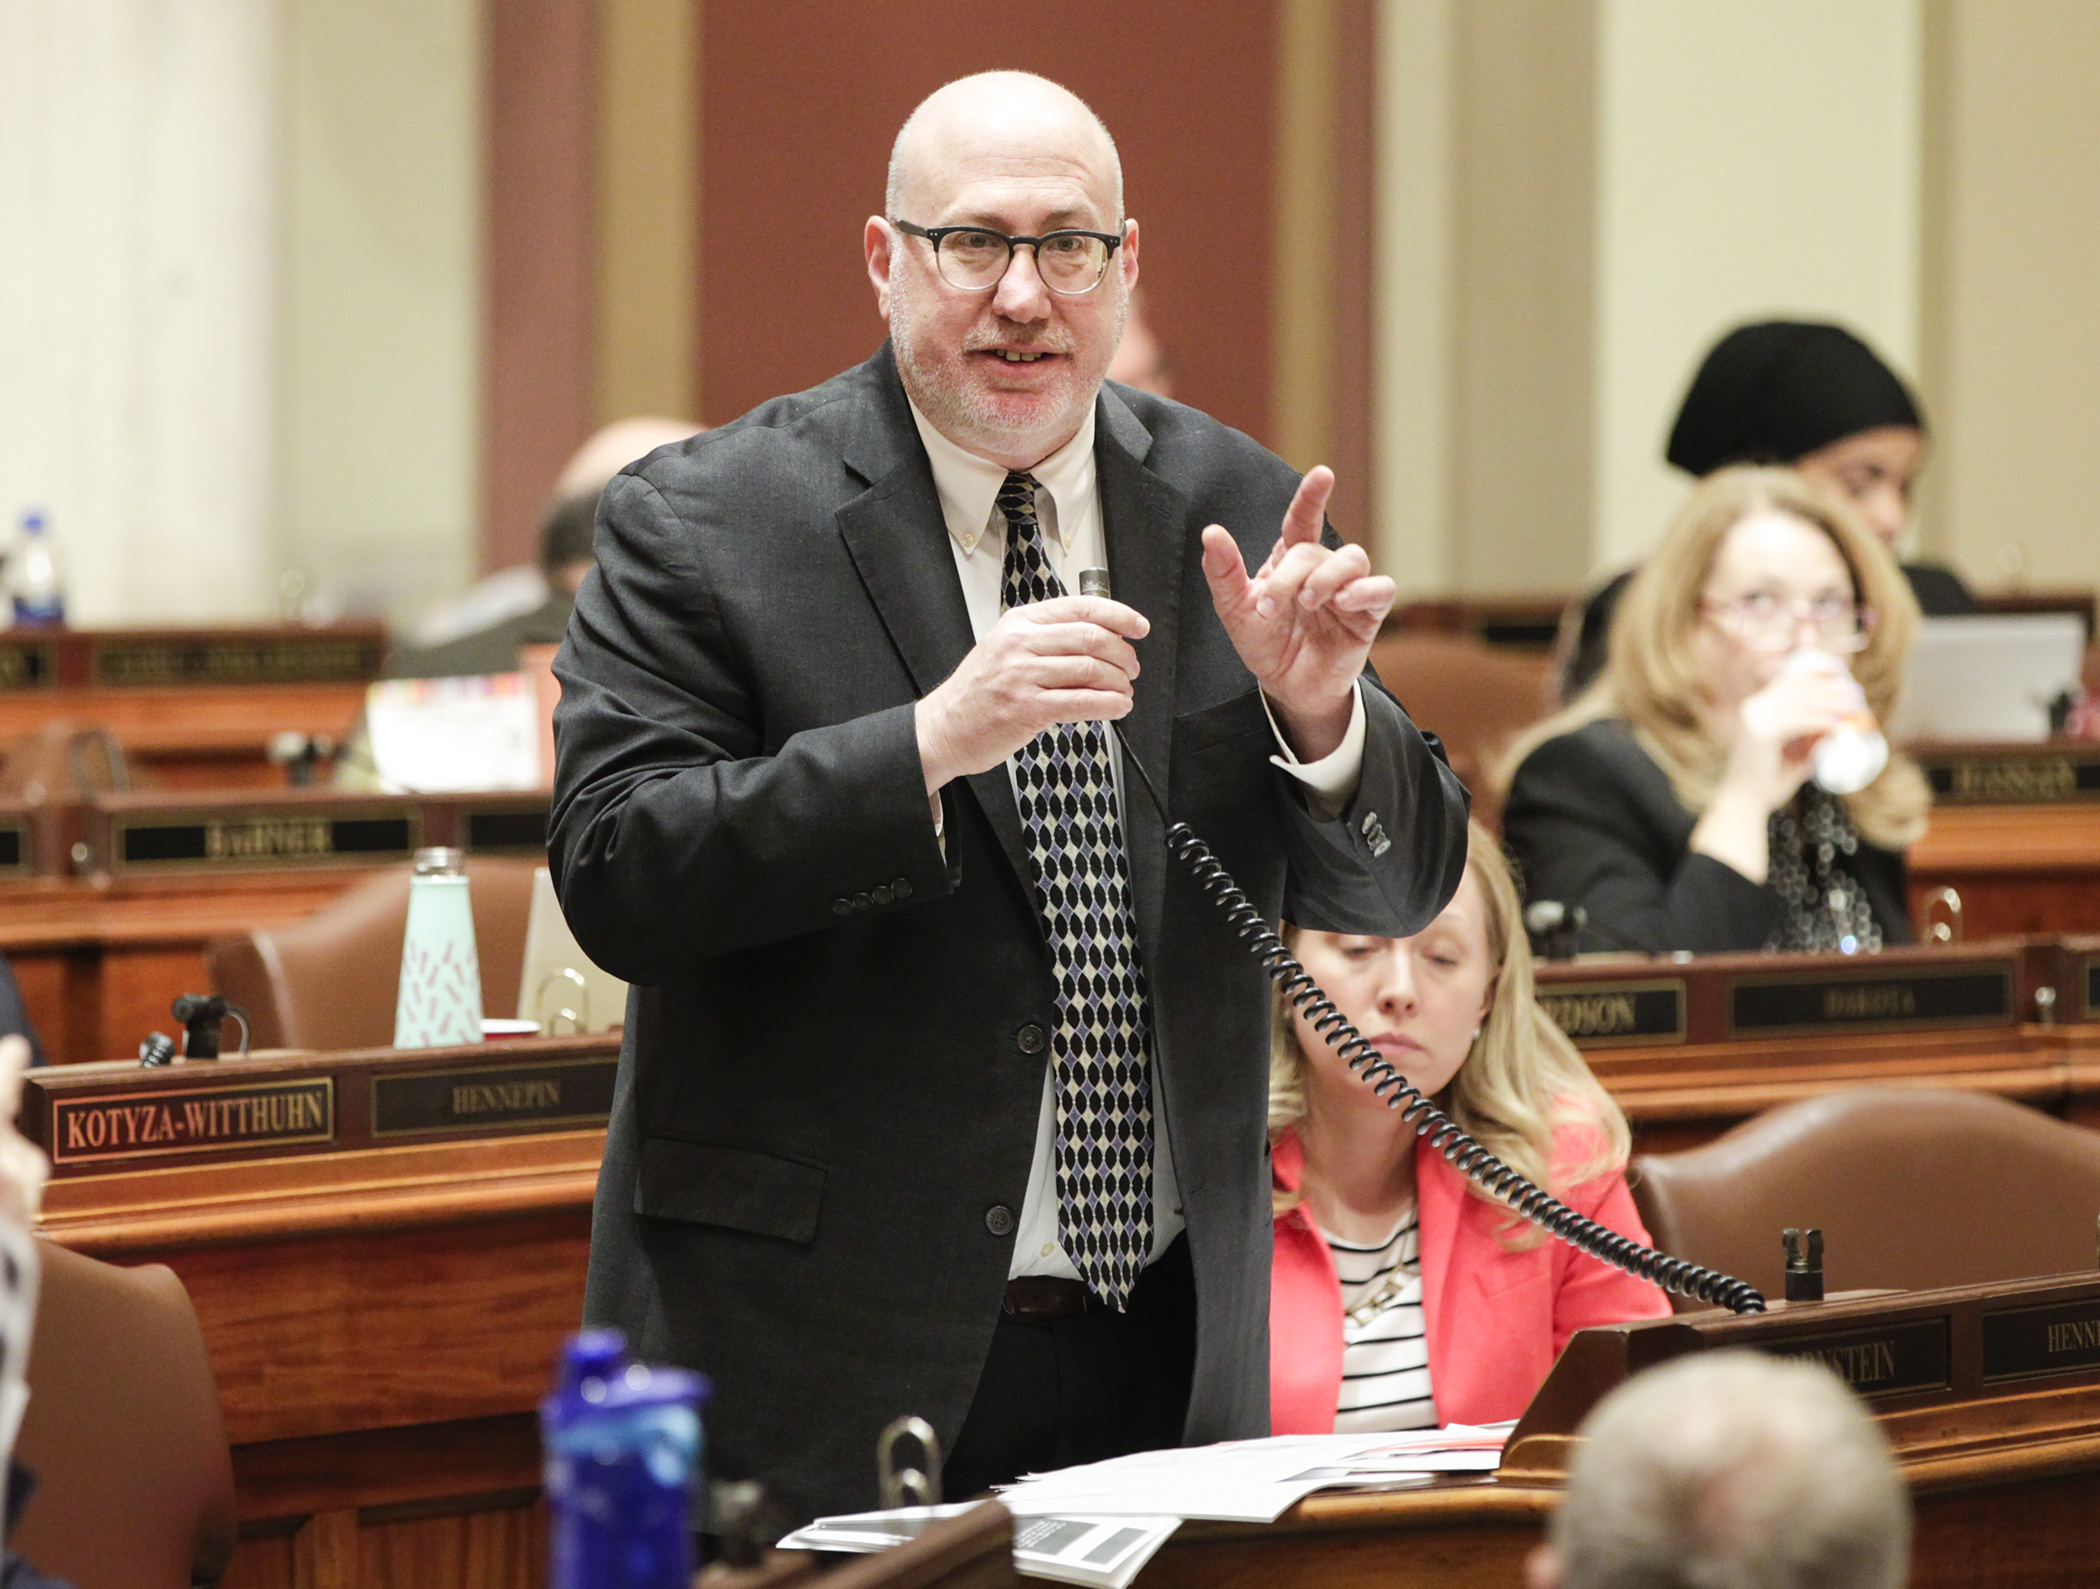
[482,0,596,573]
[698,5,1278,447]
[1911,803,2100,938]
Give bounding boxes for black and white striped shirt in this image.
[1327,1208,1435,1432]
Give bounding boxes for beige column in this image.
[279,0,482,622]
[0,0,283,622]
[1922,0,2100,592]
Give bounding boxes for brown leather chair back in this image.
[1633,1088,2100,1308]
[206,857,541,1051]
[11,1242,236,1589]
[1368,633,1555,824]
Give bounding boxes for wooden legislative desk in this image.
[28,1034,615,1588]
[0,788,550,1067]
[1902,741,2100,939]
[0,623,383,790]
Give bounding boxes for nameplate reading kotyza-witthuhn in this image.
[1536,981,1687,1047]
[1728,967,2012,1037]
[49,1079,335,1166]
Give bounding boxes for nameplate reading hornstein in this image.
[1728,966,2012,1037]
[370,1057,618,1139]
[1758,1318,1951,1399]
[48,1079,335,1167]
[1534,980,1687,1047]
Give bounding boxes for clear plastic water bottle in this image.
[543,1330,710,1589]
[1780,648,1888,795]
[13,511,64,628]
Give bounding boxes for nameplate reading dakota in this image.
[1729,967,2012,1036]
[1759,1318,1951,1399]
[370,1057,618,1139]
[117,813,415,871]
[50,1079,335,1166]
[1982,1298,2100,1383]
[1535,981,1686,1046]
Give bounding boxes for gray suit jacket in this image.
[548,345,1469,1521]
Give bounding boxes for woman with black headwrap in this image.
[1559,320,1971,701]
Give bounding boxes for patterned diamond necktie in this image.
[997,470,1154,1309]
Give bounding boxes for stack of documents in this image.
[776,1425,1510,1588]
[778,1502,1179,1588]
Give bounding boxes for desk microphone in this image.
[1072,566,1763,1314]
[1524,899,1661,959]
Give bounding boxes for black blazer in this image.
[548,345,1469,1520]
[1502,718,1911,955]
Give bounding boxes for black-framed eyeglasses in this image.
[892,219,1123,295]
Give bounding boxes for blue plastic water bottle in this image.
[542,1330,711,1589]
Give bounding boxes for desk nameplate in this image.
[89,635,385,689]
[1536,979,1687,1047]
[1758,1318,1952,1399]
[371,1055,616,1140]
[47,1078,335,1167]
[1725,964,2014,1038]
[111,809,420,874]
[1922,749,2100,806]
[2083,955,2099,1024]
[1983,1297,2100,1384]
[0,642,56,692]
[0,821,30,879]
[462,807,550,854]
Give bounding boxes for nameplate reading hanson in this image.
[1760,1318,1951,1399]
[116,812,415,871]
[1728,967,2012,1037]
[49,1079,335,1166]
[1982,1298,2100,1384]
[370,1057,618,1139]
[1535,980,1686,1047]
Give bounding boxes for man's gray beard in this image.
[889,282,1127,451]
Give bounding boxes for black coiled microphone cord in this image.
[1104,714,1765,1315]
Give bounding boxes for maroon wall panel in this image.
[699,3,1277,449]
[482,0,596,573]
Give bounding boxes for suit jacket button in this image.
[892,877,913,899]
[852,893,872,911]
[872,885,893,906]
[831,898,852,915]
[984,1205,1015,1237]
[1016,1023,1046,1056]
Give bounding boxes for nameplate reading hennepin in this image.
[1982,1298,2100,1383]
[1728,966,2012,1037]
[1535,980,1686,1047]
[49,1079,335,1166]
[1761,1319,1951,1399]
[370,1057,618,1139]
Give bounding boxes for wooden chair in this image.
[205,857,541,1051]
[11,1242,236,1589]
[1632,1087,2100,1310]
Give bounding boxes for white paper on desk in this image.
[777,1503,1179,1589]
[1000,1428,1512,1521]
[365,673,541,793]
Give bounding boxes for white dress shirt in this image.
[907,397,1367,1282]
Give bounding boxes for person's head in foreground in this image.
[866,71,1138,471]
[1271,818,1630,1225]
[1669,321,1924,551]
[1593,465,1927,852]
[1530,1350,1910,1589]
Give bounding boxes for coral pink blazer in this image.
[1270,1128,1671,1432]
